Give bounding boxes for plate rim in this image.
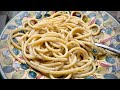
[0,11,23,79]
[0,11,120,79]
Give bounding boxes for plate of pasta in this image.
[0,11,120,79]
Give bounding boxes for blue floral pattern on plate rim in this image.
[0,11,120,79]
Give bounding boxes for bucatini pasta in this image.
[8,11,107,79]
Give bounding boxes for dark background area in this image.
[0,11,120,79]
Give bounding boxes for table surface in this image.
[0,11,120,79]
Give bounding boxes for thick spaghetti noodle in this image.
[8,11,106,79]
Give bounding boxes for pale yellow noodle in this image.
[9,11,107,79]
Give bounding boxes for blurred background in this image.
[0,11,120,34]
[0,11,120,79]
